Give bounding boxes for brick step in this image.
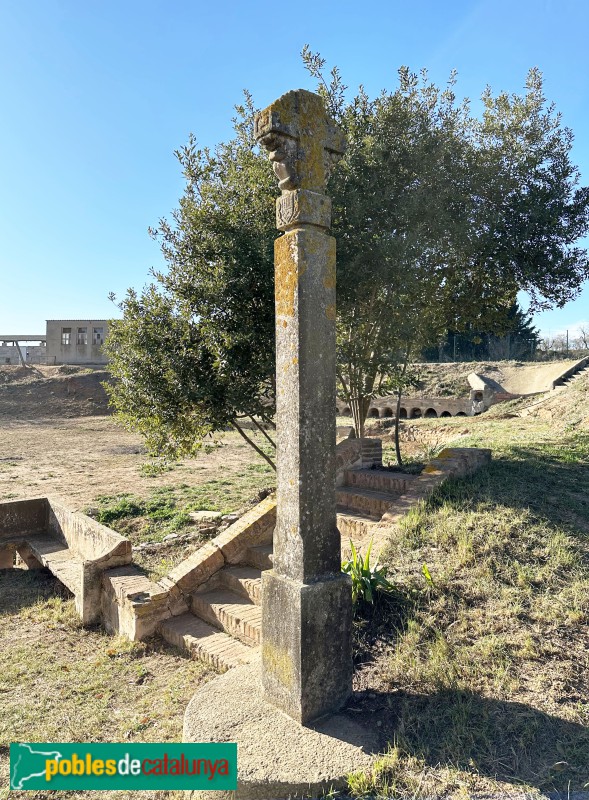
[337,509,377,541]
[218,565,262,605]
[159,613,256,672]
[336,486,397,518]
[343,468,414,494]
[242,544,273,571]
[191,588,261,646]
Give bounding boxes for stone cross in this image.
[255,89,352,724]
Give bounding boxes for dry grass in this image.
[407,359,582,398]
[0,568,212,800]
[2,367,588,799]
[345,406,589,798]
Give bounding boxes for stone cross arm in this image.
[254,89,346,195]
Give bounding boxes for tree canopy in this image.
[105,94,278,464]
[105,54,589,459]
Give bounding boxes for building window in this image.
[77,327,87,346]
[92,327,104,345]
[61,327,71,346]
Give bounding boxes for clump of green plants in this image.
[93,495,144,525]
[87,490,194,544]
[342,539,395,607]
[139,460,175,477]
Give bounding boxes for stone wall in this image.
[338,396,472,419]
[0,344,46,364]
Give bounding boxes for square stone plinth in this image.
[261,571,352,723]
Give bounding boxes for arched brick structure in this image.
[363,394,472,420]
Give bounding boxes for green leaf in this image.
[422,563,434,588]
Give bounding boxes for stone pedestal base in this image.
[261,571,352,723]
[183,658,378,800]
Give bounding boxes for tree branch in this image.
[249,415,276,449]
[231,420,276,470]
[259,412,277,430]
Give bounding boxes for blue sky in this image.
[1,0,588,341]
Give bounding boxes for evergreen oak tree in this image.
[105,54,589,461]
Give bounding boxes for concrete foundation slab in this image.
[183,659,379,800]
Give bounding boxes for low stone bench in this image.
[0,497,132,624]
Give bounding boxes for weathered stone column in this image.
[255,89,352,724]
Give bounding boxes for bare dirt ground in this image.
[0,414,267,510]
[0,363,272,510]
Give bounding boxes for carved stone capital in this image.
[257,131,300,192]
[255,89,346,205]
[276,190,332,231]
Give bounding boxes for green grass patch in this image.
[89,469,276,551]
[346,418,589,797]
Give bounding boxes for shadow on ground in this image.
[431,434,589,541]
[0,568,73,615]
[347,687,589,792]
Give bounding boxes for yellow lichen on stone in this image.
[275,234,300,319]
[262,641,294,689]
[323,258,336,290]
[437,449,456,460]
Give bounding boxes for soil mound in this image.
[0,366,112,420]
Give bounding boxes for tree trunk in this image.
[231,420,276,470]
[350,395,371,440]
[394,389,403,466]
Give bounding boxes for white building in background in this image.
[45,320,110,365]
[0,336,46,364]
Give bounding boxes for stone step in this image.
[343,468,413,495]
[159,613,255,671]
[23,533,83,596]
[218,565,262,606]
[242,544,273,571]
[191,588,262,646]
[336,486,397,518]
[556,366,588,387]
[337,510,377,541]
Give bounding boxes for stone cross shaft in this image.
[255,89,352,724]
